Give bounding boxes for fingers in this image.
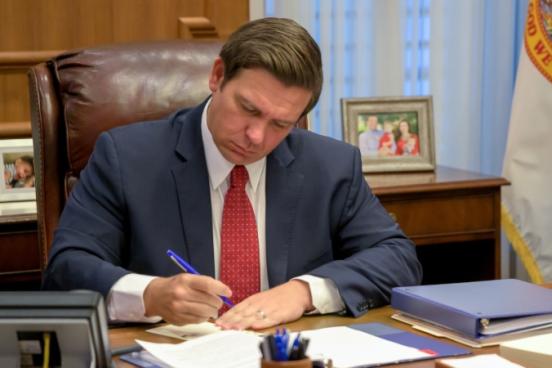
[143,274,232,325]
[163,299,218,325]
[250,314,277,330]
[173,284,222,310]
[185,274,232,300]
[216,299,278,330]
[215,281,312,330]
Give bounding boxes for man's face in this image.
[207,58,312,165]
[367,116,378,130]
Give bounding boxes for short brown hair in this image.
[219,17,323,116]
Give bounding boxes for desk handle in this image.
[388,212,397,222]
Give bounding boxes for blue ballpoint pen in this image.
[166,249,234,308]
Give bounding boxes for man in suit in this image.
[43,18,422,330]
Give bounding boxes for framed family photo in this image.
[341,96,436,173]
[0,139,36,202]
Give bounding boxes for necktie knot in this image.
[230,165,249,189]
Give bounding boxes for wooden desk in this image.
[110,283,552,367]
[366,166,509,284]
[110,306,496,368]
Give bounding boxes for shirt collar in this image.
[201,98,266,193]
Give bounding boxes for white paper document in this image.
[147,321,222,340]
[302,326,430,367]
[437,354,525,368]
[500,332,552,368]
[138,325,431,368]
[137,331,262,368]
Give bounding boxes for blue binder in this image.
[391,279,552,338]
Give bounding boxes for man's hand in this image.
[215,280,314,330]
[143,274,232,325]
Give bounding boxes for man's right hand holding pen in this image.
[143,272,233,325]
[142,249,232,325]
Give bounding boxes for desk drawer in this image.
[0,232,40,274]
[380,192,495,240]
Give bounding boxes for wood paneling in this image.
[0,71,29,123]
[179,17,219,39]
[0,0,249,138]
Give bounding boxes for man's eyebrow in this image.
[236,94,297,126]
[236,95,260,112]
[271,118,296,127]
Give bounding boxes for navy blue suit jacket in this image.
[43,101,422,316]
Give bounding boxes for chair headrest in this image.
[52,40,222,174]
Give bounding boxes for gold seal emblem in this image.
[525,0,552,82]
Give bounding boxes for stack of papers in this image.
[134,325,436,368]
[138,331,261,368]
[500,332,552,368]
[392,312,552,348]
[301,326,431,367]
[435,354,525,368]
[147,321,222,340]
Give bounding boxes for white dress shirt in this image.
[107,100,345,322]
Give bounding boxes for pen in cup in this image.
[289,333,301,360]
[166,249,234,308]
[259,329,311,363]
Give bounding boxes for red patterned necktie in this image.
[220,165,260,309]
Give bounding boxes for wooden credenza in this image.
[0,206,41,290]
[0,166,509,290]
[366,165,509,285]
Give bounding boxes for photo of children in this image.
[3,153,35,190]
[378,120,397,156]
[342,96,434,173]
[357,112,419,158]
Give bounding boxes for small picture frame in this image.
[0,139,36,202]
[341,96,436,173]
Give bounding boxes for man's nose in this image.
[245,120,266,146]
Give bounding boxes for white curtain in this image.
[266,0,527,176]
[268,0,407,138]
[430,0,526,174]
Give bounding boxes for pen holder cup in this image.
[261,358,312,368]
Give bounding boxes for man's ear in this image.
[208,57,225,93]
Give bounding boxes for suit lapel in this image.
[171,104,215,277]
[266,135,304,287]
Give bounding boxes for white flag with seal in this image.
[502,0,552,283]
